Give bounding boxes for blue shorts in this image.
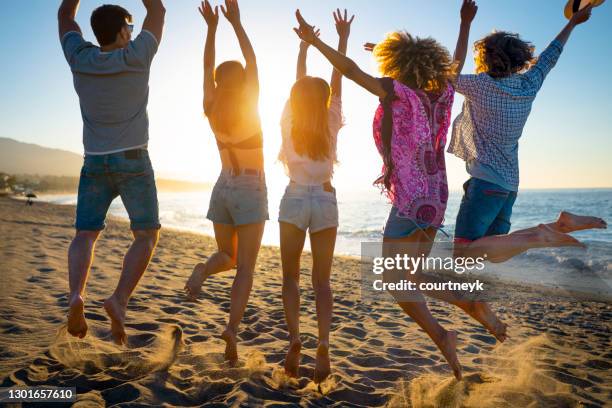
[207,171,269,226]
[75,150,160,231]
[454,177,517,242]
[278,183,339,233]
[383,206,432,239]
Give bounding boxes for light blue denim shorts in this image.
[383,206,432,239]
[278,183,339,233]
[206,170,269,226]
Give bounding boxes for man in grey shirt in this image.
[58,0,165,345]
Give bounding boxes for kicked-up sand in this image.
[0,197,610,407]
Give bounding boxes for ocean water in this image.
[42,188,612,298]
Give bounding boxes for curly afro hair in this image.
[474,31,535,78]
[373,31,456,93]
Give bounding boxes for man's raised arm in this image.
[58,0,82,39]
[453,0,478,77]
[142,0,166,43]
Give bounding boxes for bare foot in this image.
[556,211,607,233]
[465,301,507,343]
[537,224,586,248]
[436,330,462,380]
[314,341,331,384]
[67,294,88,339]
[184,262,209,300]
[284,338,301,377]
[221,329,238,363]
[103,296,127,346]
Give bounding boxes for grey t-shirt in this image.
[61,30,159,155]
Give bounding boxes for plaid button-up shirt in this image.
[448,40,564,190]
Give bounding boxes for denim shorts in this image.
[383,206,432,239]
[278,183,338,233]
[454,177,518,242]
[76,150,160,231]
[206,171,269,226]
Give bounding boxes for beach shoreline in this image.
[27,194,612,303]
[1,197,610,406]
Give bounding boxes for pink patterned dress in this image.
[373,78,455,228]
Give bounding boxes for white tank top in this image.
[278,96,344,185]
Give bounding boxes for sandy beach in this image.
[0,196,610,407]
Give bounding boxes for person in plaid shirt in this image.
[451,5,607,262]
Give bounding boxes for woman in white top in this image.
[277,9,352,384]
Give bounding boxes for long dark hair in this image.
[208,60,258,134]
[376,79,396,191]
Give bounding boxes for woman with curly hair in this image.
[449,5,607,264]
[293,0,503,380]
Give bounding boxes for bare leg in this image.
[279,222,307,377]
[104,228,159,345]
[67,230,101,338]
[396,297,461,380]
[417,280,508,342]
[384,230,462,380]
[184,223,238,299]
[411,227,507,342]
[520,211,607,234]
[221,222,265,363]
[441,211,606,338]
[310,227,337,384]
[455,224,585,263]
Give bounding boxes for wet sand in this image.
[0,197,610,407]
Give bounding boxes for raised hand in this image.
[460,0,478,24]
[300,27,320,50]
[293,10,318,45]
[363,42,376,52]
[221,0,241,26]
[141,0,157,8]
[570,4,593,25]
[334,8,355,40]
[199,0,219,28]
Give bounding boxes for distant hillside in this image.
[0,138,210,192]
[0,137,82,176]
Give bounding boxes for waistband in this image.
[288,180,334,193]
[220,168,265,178]
[84,148,148,160]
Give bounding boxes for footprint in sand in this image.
[101,383,141,406]
[585,359,611,370]
[156,317,180,325]
[238,330,259,342]
[128,332,157,348]
[84,311,107,322]
[340,326,367,339]
[187,334,209,343]
[347,354,394,368]
[470,333,496,345]
[125,322,159,332]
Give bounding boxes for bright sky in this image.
[1,0,611,192]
